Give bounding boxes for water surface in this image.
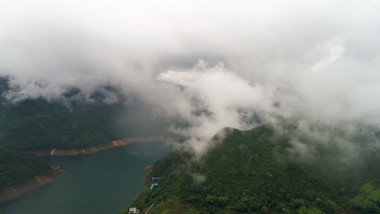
[1,142,172,214]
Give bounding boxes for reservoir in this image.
[1,141,173,214]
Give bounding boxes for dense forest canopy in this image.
[126,125,380,213]
[0,76,173,151]
[0,149,50,190]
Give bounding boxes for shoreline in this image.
[0,169,63,204]
[28,136,185,156]
[143,165,154,187]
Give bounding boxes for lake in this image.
[1,141,173,214]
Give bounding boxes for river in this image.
[1,141,173,214]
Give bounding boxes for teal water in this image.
[1,142,172,214]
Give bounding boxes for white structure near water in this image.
[128,207,140,214]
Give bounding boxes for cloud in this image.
[312,43,345,71]
[156,61,274,154]
[1,0,380,155]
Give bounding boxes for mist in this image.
[1,0,380,156]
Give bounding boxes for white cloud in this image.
[312,44,345,71]
[1,0,380,155]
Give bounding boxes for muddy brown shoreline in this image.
[0,169,63,204]
[29,136,185,156]
[0,136,184,205]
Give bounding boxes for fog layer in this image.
[1,0,380,155]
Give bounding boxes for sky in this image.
[1,0,380,155]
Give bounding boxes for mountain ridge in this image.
[124,125,380,213]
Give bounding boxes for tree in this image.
[350,183,380,213]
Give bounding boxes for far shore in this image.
[28,136,185,156]
[0,169,63,204]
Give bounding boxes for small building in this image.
[128,207,140,214]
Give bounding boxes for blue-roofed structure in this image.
[150,183,158,189]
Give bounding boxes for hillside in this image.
[0,149,50,190]
[125,125,380,213]
[0,98,126,150]
[0,77,126,150]
[0,76,176,151]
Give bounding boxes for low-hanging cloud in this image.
[1,0,380,156]
[157,61,274,154]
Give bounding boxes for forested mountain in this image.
[0,98,124,150]
[126,125,380,213]
[0,76,173,151]
[0,76,178,198]
[0,80,123,150]
[0,149,50,190]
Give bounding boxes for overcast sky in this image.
[1,0,380,154]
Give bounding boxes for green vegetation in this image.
[0,77,126,150]
[350,183,380,213]
[0,76,174,151]
[0,98,124,150]
[0,76,126,193]
[0,149,50,190]
[0,76,174,196]
[124,125,380,213]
